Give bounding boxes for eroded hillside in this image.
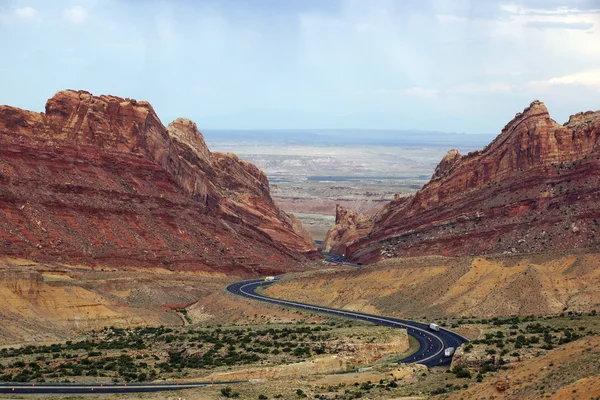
[265,252,600,318]
[0,256,329,345]
[443,335,600,400]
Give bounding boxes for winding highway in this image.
[0,277,468,394]
[226,279,469,368]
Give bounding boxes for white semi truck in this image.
[264,276,275,282]
[444,347,455,357]
[429,323,440,331]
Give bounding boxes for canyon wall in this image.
[325,101,600,263]
[0,90,316,274]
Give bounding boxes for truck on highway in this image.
[444,347,455,357]
[264,276,275,282]
[429,323,440,331]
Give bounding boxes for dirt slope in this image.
[442,336,600,400]
[265,252,600,318]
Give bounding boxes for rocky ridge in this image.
[324,101,600,263]
[0,90,316,274]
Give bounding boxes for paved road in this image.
[227,279,469,367]
[322,252,362,268]
[0,381,242,394]
[1,277,468,394]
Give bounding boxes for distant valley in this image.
[205,131,493,240]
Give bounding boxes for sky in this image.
[0,0,599,134]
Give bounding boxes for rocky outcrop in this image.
[322,204,374,254]
[325,101,600,263]
[450,345,502,370]
[0,90,316,274]
[431,149,462,181]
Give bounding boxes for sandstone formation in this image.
[288,213,316,248]
[207,355,346,381]
[324,101,600,263]
[0,258,181,343]
[450,345,502,370]
[0,90,316,274]
[322,204,374,254]
[0,255,324,344]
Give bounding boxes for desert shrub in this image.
[451,366,472,379]
[221,386,240,398]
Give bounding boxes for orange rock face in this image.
[322,204,374,255]
[0,90,317,274]
[325,101,600,263]
[289,214,316,249]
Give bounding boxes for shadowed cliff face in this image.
[324,100,600,263]
[0,90,316,274]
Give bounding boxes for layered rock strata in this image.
[0,90,316,274]
[325,101,600,263]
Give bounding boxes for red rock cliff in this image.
[322,204,374,255]
[325,101,600,263]
[0,90,317,274]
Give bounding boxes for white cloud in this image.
[64,5,87,24]
[529,69,600,91]
[549,69,600,88]
[524,20,594,31]
[14,6,38,20]
[499,3,600,16]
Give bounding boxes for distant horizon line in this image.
[201,128,495,135]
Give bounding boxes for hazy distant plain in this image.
[205,130,494,239]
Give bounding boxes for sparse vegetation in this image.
[0,324,354,382]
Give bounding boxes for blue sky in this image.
[0,0,599,134]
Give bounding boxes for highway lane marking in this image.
[235,281,454,365]
[236,280,469,341]
[230,280,469,366]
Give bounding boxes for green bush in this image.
[451,366,472,379]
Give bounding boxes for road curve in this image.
[227,279,469,368]
[1,278,468,394]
